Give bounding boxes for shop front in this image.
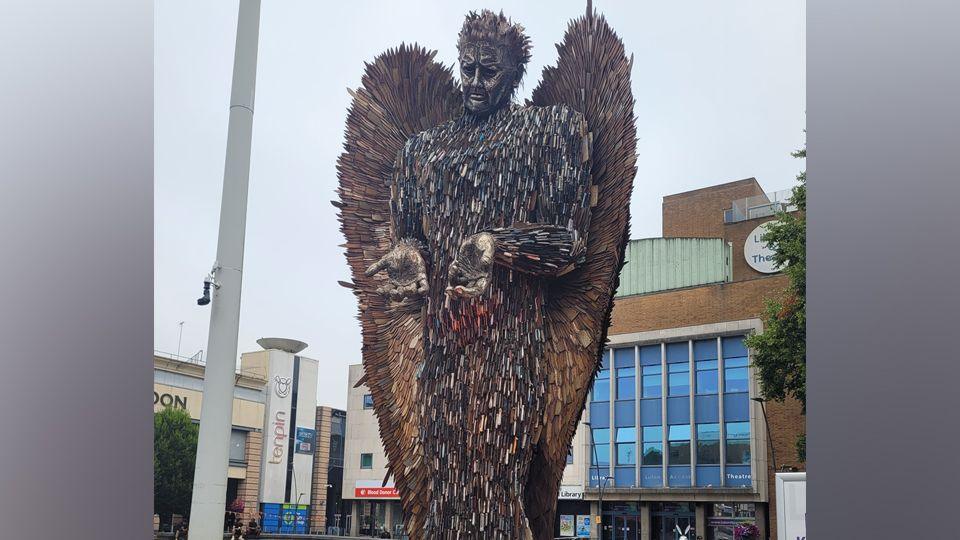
[705,502,759,540]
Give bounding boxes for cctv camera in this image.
[197,279,212,306]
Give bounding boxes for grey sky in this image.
[155,0,805,410]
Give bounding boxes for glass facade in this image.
[588,335,754,489]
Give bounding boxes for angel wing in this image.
[335,44,461,535]
[523,1,637,534]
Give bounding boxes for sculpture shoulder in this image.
[513,104,588,133]
[402,119,459,154]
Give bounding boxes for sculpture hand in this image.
[446,232,495,298]
[365,241,429,302]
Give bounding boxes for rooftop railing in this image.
[154,349,204,365]
[724,189,797,224]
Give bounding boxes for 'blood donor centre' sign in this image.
[744,221,782,274]
[355,480,399,499]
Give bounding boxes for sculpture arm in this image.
[487,111,593,277]
[364,141,429,301]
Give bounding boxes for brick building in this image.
[569,177,805,540]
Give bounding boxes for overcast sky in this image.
[155,0,805,410]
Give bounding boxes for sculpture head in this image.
[457,10,531,117]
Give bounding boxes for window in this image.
[641,426,663,466]
[668,362,690,396]
[642,364,662,398]
[725,422,751,464]
[566,446,574,465]
[229,429,247,463]
[616,367,636,400]
[590,428,610,465]
[592,367,610,402]
[668,424,691,465]
[696,359,718,394]
[616,427,636,465]
[360,453,373,469]
[724,357,749,393]
[696,423,720,464]
[362,394,374,409]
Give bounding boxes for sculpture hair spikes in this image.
[457,9,532,85]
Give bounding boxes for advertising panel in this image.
[575,515,591,537]
[295,427,316,454]
[776,472,806,540]
[559,515,575,536]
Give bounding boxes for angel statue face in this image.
[456,10,531,117]
[459,42,517,116]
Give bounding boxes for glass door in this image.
[614,515,639,540]
[662,516,694,540]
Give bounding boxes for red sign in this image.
[354,486,399,498]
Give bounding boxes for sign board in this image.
[743,221,782,273]
[355,480,400,499]
[776,472,806,540]
[559,515,575,536]
[558,485,583,499]
[295,427,316,454]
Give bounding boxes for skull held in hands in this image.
[365,240,429,302]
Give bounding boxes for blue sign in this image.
[262,503,309,534]
[725,466,752,487]
[295,427,316,454]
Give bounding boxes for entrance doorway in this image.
[602,502,641,540]
[651,503,695,540]
[613,514,640,540]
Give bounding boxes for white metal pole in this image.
[188,1,260,538]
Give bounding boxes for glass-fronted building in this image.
[589,335,755,492]
[568,326,768,540]
[553,178,806,540]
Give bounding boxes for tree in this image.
[154,407,199,523]
[744,146,806,462]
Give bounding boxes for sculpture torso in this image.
[391,103,590,538]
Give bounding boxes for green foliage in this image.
[154,407,199,522]
[796,432,806,463]
[744,146,806,461]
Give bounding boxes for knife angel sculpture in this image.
[335,4,636,538]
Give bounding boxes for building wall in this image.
[310,406,334,533]
[342,364,395,501]
[240,430,263,519]
[662,178,765,238]
[611,276,790,335]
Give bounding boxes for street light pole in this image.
[584,421,606,540]
[751,397,778,473]
[187,2,261,539]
